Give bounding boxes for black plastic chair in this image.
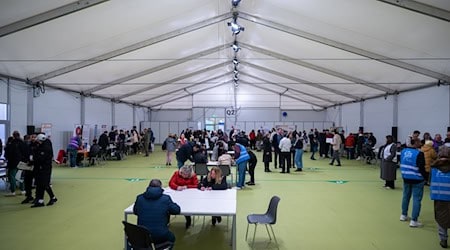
[194,163,209,182]
[245,196,281,248]
[122,221,172,250]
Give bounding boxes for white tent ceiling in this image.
[1,0,449,110]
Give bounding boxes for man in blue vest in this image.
[430,145,450,248]
[399,138,426,227]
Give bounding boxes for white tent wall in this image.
[397,86,450,143]
[34,88,81,152]
[326,86,450,147]
[114,103,134,132]
[0,79,28,136]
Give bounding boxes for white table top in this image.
[125,188,236,216]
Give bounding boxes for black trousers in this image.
[273,149,280,168]
[279,152,291,173]
[23,170,34,198]
[248,162,256,182]
[35,170,55,201]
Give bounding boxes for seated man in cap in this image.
[133,179,180,248]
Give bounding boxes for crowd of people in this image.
[2,131,57,208]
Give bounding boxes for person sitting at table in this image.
[133,179,180,249]
[168,165,199,228]
[217,149,234,166]
[193,144,208,164]
[198,166,228,225]
[88,139,101,165]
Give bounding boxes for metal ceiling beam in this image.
[116,62,226,99]
[147,80,232,108]
[241,43,394,93]
[0,0,109,38]
[31,12,232,82]
[239,12,450,83]
[241,80,327,109]
[377,0,450,22]
[86,44,229,94]
[137,73,229,105]
[240,72,336,105]
[241,61,359,100]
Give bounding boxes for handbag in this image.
[17,161,33,171]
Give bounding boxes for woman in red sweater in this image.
[168,165,198,228]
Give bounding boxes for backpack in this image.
[162,141,167,150]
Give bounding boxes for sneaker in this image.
[19,190,26,195]
[440,240,448,248]
[400,214,409,221]
[31,202,45,208]
[385,186,391,190]
[295,169,303,172]
[4,192,16,197]
[47,198,58,206]
[21,197,34,204]
[233,186,242,190]
[409,220,423,227]
[336,164,342,166]
[246,182,255,186]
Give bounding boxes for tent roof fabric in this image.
[1,0,449,110]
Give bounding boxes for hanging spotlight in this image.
[233,74,239,81]
[227,21,245,35]
[233,69,239,74]
[231,0,241,7]
[232,58,239,65]
[231,41,241,52]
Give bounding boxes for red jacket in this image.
[345,135,356,148]
[169,171,199,189]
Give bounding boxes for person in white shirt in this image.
[329,129,343,166]
[279,132,292,173]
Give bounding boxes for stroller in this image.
[362,143,376,164]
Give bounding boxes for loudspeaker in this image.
[359,126,364,133]
[26,125,35,135]
[391,127,398,141]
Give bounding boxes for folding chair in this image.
[218,165,233,187]
[245,196,281,248]
[194,163,209,182]
[122,221,172,250]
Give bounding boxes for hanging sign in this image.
[225,108,237,117]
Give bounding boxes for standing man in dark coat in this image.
[31,134,57,208]
[133,179,180,248]
[4,131,26,197]
[380,135,398,189]
[176,142,199,169]
[262,133,272,172]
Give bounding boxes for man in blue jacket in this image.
[133,179,180,248]
[399,138,426,227]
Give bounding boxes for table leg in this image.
[124,213,128,250]
[232,214,236,250]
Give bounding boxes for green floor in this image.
[0,149,443,250]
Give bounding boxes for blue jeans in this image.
[237,161,248,188]
[295,149,304,169]
[7,167,18,192]
[177,160,184,169]
[68,148,78,167]
[401,181,424,221]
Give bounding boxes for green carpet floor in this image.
[0,149,443,250]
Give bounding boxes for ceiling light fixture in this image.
[231,42,241,52]
[232,58,239,65]
[227,12,244,35]
[231,0,241,7]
